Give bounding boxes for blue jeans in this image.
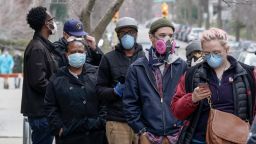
[28,117,54,144]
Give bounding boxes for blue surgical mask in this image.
[68,53,86,68]
[121,34,135,49]
[205,53,223,69]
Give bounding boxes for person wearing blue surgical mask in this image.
[96,17,144,144]
[44,40,107,144]
[171,28,256,144]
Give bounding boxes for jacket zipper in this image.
[161,97,166,135]
[141,59,167,134]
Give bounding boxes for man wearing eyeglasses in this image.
[53,19,103,68]
[21,6,57,144]
[122,18,187,144]
[96,17,144,144]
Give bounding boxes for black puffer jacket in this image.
[53,37,103,67]
[96,43,144,122]
[21,32,57,117]
[44,63,107,144]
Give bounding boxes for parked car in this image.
[239,40,254,51]
[177,25,188,41]
[237,50,256,66]
[187,27,205,42]
[228,40,241,59]
[181,26,192,42]
[173,23,181,39]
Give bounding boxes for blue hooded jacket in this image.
[0,53,14,74]
[123,50,187,136]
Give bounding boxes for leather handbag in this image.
[206,98,250,144]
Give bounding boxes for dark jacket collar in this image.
[33,32,55,52]
[133,55,183,68]
[53,37,68,50]
[115,43,143,55]
[55,63,97,85]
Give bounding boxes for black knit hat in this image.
[149,17,175,34]
[185,40,202,57]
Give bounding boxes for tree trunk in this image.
[217,0,222,28]
[91,0,125,42]
[197,7,203,27]
[80,0,96,34]
[205,0,210,29]
[235,21,240,41]
[80,0,124,42]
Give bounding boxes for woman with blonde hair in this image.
[171,28,256,144]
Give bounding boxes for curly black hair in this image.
[26,6,48,32]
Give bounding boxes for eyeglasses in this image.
[118,30,137,38]
[47,17,55,22]
[67,36,84,43]
[192,51,203,57]
[202,51,222,59]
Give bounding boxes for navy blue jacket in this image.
[123,56,187,136]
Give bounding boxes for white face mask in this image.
[51,21,57,35]
[47,21,57,35]
[191,57,203,66]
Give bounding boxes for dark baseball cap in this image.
[63,19,88,37]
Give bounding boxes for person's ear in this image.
[226,46,230,53]
[149,34,154,41]
[134,32,138,38]
[63,32,69,40]
[65,45,70,57]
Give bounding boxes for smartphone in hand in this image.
[198,83,210,90]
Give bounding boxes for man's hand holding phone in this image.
[192,83,211,103]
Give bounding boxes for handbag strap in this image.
[207,97,213,109]
[207,94,250,123]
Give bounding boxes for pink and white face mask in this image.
[155,36,176,55]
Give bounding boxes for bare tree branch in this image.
[91,0,125,42]
[80,0,97,33]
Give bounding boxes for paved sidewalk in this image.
[0,78,24,144]
[0,137,22,144]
